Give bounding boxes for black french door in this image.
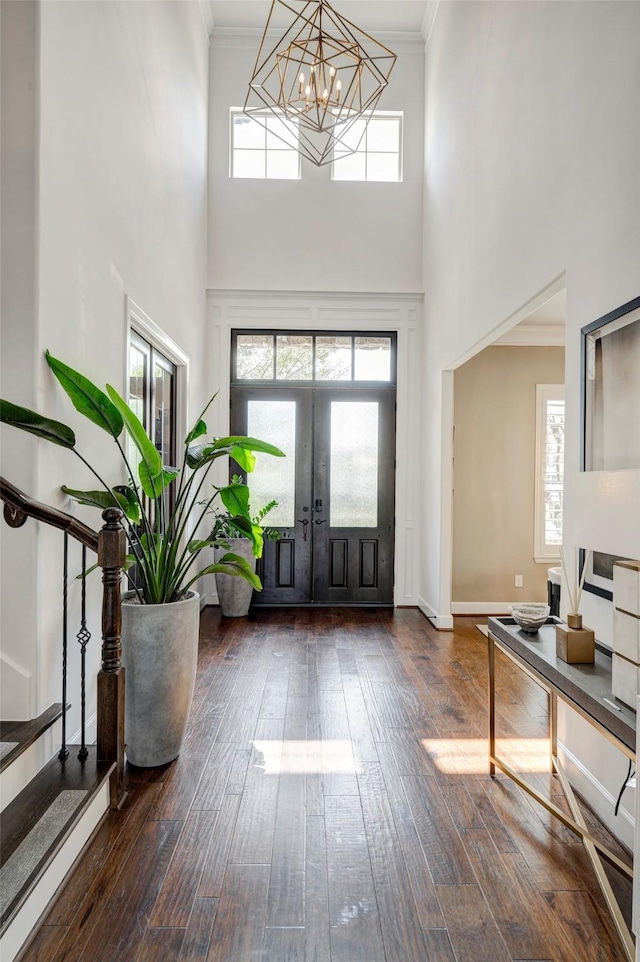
[230,384,396,605]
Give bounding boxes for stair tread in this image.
[0,747,114,934]
[0,705,65,774]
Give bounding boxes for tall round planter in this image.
[215,539,256,617]
[121,590,199,767]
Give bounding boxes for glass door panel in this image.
[232,388,313,604]
[330,401,378,527]
[247,400,296,527]
[313,390,395,604]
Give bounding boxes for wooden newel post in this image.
[97,507,127,808]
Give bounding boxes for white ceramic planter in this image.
[214,540,256,617]
[121,590,199,767]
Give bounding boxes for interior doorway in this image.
[230,331,397,605]
[446,280,567,617]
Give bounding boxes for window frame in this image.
[231,330,397,387]
[230,108,302,180]
[129,330,178,467]
[125,296,189,464]
[331,111,403,183]
[534,383,565,563]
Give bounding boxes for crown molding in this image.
[198,0,215,43]
[493,323,566,347]
[210,26,425,55]
[207,289,424,303]
[421,0,440,47]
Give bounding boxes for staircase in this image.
[0,480,127,962]
[0,718,114,962]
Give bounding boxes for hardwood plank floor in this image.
[19,610,632,962]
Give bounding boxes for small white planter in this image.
[121,590,199,767]
[214,539,256,617]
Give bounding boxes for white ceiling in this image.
[210,1,433,34]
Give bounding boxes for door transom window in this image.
[232,331,396,384]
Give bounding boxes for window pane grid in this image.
[332,112,402,183]
[234,333,394,384]
[543,399,565,546]
[231,110,300,180]
[535,386,565,559]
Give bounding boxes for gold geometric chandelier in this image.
[244,0,397,166]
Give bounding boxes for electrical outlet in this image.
[515,574,523,588]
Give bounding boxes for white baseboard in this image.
[451,602,511,615]
[0,654,32,720]
[418,597,454,631]
[0,719,61,814]
[558,742,634,850]
[0,781,110,962]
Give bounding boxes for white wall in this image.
[452,346,565,607]
[1,0,39,717]
[422,0,640,624]
[0,0,210,724]
[208,31,425,294]
[422,0,640,840]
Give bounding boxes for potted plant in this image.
[209,476,279,616]
[0,351,284,766]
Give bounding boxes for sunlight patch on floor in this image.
[421,737,550,774]
[252,739,360,775]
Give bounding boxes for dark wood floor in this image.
[21,609,631,962]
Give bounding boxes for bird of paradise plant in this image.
[0,351,285,604]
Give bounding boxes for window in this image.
[534,385,565,562]
[332,112,403,182]
[129,331,178,469]
[230,110,301,179]
[233,332,395,384]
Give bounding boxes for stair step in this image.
[0,705,64,776]
[0,747,114,940]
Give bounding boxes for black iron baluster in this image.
[58,533,69,760]
[77,544,91,761]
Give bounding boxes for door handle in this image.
[314,519,328,525]
[297,518,309,541]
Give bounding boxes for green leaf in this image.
[185,442,215,470]
[229,516,255,539]
[113,485,141,524]
[139,531,162,556]
[231,446,256,473]
[219,482,251,519]
[186,436,284,472]
[185,419,207,445]
[138,463,179,500]
[62,485,140,522]
[187,538,214,554]
[46,351,123,437]
[201,553,262,590]
[216,436,286,458]
[249,522,265,558]
[0,400,76,448]
[106,386,163,494]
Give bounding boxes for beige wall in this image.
[452,346,565,604]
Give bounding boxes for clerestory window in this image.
[230,109,301,180]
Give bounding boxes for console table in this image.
[487,615,635,961]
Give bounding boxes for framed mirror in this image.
[581,295,640,471]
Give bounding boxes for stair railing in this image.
[1,477,126,808]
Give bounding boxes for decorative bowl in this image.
[508,604,550,633]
